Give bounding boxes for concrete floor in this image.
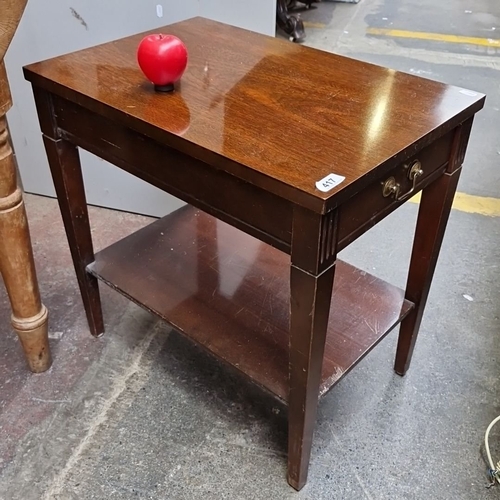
[1,0,500,498]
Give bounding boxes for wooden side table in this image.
[1,0,50,373]
[24,18,484,489]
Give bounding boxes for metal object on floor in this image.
[277,0,316,42]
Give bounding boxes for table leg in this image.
[288,207,337,490]
[394,168,461,375]
[0,113,50,372]
[42,136,104,337]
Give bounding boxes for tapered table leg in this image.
[288,207,338,490]
[394,169,461,375]
[41,136,104,337]
[0,112,50,372]
[395,121,472,375]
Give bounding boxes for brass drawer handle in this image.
[382,160,424,201]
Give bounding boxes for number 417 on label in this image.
[315,173,346,193]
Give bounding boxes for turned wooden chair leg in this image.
[0,2,49,371]
[0,111,50,372]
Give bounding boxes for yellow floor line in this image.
[367,28,500,48]
[303,21,327,29]
[410,191,500,217]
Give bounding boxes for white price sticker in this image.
[315,173,345,193]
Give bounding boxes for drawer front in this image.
[337,130,454,250]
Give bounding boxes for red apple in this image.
[137,34,188,92]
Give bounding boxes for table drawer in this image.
[338,130,454,250]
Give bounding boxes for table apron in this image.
[53,97,293,252]
[336,128,454,251]
[49,95,456,261]
[337,164,447,251]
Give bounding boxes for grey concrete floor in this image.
[1,0,500,499]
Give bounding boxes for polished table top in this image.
[24,17,484,212]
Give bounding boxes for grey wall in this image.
[200,0,276,35]
[5,1,276,216]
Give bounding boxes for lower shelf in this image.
[88,205,413,403]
